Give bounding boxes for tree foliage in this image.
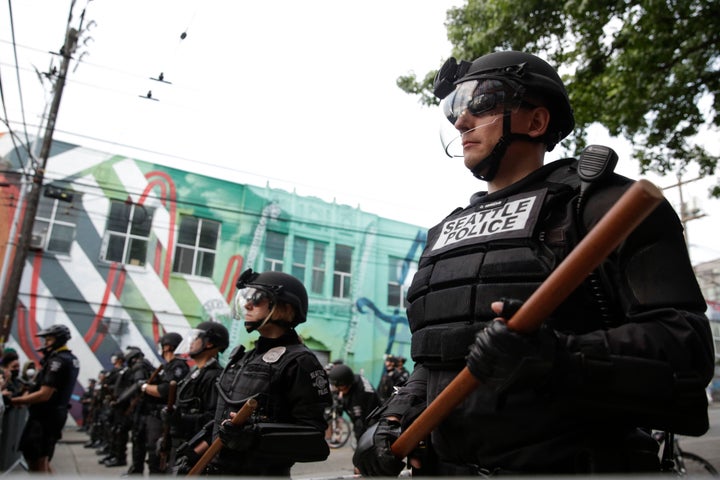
[398,0,720,195]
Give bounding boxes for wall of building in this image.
[0,138,425,421]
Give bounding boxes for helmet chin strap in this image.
[244,305,277,333]
[469,106,540,182]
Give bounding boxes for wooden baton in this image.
[186,398,258,476]
[390,179,664,459]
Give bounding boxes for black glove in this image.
[467,319,559,396]
[173,448,200,475]
[160,405,181,425]
[353,419,405,477]
[218,421,258,452]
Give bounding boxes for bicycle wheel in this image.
[326,416,351,449]
[678,451,719,477]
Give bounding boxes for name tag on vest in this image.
[431,188,547,253]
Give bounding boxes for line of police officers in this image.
[82,269,332,476]
[83,323,232,475]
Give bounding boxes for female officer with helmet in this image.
[353,50,714,476]
[182,269,332,476]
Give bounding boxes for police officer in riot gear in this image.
[104,346,153,468]
[12,324,80,473]
[170,321,228,472]
[329,364,381,442]
[131,332,189,474]
[353,50,715,476]
[183,269,332,476]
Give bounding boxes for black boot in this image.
[105,457,128,467]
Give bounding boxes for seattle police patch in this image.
[431,189,546,253]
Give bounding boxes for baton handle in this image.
[390,179,664,459]
[186,398,258,476]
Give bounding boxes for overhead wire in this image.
[0,0,36,171]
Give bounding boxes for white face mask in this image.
[25,368,37,378]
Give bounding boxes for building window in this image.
[32,190,77,254]
[101,200,154,266]
[333,244,352,298]
[292,237,307,282]
[264,231,286,272]
[173,216,220,277]
[291,238,327,295]
[311,242,326,295]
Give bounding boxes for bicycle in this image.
[325,396,352,449]
[654,431,719,476]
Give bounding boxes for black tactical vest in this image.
[214,343,311,431]
[407,159,589,368]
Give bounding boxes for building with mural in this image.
[0,134,425,422]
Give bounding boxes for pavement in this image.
[2,405,719,478]
[1,425,358,479]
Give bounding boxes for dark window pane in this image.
[106,234,125,262]
[36,197,54,220]
[128,238,147,266]
[293,238,307,263]
[173,246,194,274]
[130,206,154,236]
[387,284,401,307]
[108,202,130,233]
[311,270,325,294]
[198,251,215,277]
[178,216,199,245]
[198,220,219,249]
[48,223,74,253]
[334,245,352,272]
[265,232,286,259]
[313,243,326,267]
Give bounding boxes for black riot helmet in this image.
[233,269,309,331]
[36,324,71,350]
[434,51,574,181]
[328,364,355,388]
[196,321,230,353]
[124,346,144,366]
[160,332,183,350]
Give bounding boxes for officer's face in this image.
[244,295,270,322]
[453,107,504,174]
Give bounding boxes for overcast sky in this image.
[2,0,718,265]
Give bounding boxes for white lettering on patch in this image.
[432,194,538,251]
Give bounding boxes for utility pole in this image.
[661,173,706,261]
[0,27,79,347]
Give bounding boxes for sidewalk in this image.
[3,406,718,478]
[2,426,356,478]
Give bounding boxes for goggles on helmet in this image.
[231,287,274,321]
[441,78,533,124]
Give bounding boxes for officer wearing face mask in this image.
[12,325,79,473]
[1,350,23,397]
[353,51,714,476]
[170,321,229,473]
[183,269,332,476]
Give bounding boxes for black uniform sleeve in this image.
[560,179,715,434]
[283,353,332,432]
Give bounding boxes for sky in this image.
[1,0,719,265]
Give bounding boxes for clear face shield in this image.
[231,286,276,332]
[439,79,525,158]
[174,329,205,357]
